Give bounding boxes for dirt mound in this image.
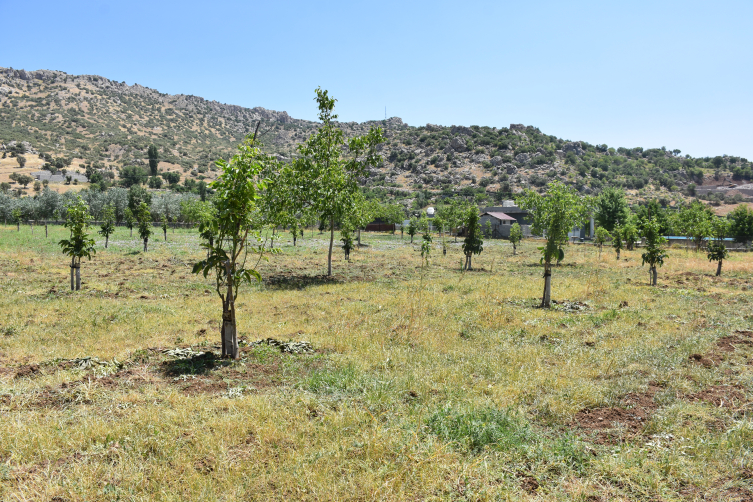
[688,385,747,410]
[573,387,660,444]
[14,364,41,379]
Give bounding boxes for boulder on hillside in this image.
[425,123,442,131]
[563,141,584,156]
[491,156,504,166]
[450,137,468,152]
[505,164,517,174]
[510,124,526,131]
[515,153,530,163]
[473,154,490,164]
[451,126,474,136]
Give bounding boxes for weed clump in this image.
[426,407,533,453]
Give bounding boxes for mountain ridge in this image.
[1,66,752,209]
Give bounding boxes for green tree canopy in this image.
[594,187,629,232]
[517,181,591,307]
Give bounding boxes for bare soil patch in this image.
[14,363,41,379]
[573,386,661,444]
[688,385,747,410]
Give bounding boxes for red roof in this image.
[481,211,516,221]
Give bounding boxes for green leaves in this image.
[640,217,668,268]
[58,195,96,262]
[192,132,270,301]
[517,181,591,268]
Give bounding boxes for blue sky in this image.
[2,0,752,159]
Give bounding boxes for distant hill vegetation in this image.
[1,66,751,208]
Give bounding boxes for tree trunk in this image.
[75,263,81,291]
[541,265,552,308]
[31,223,33,235]
[293,234,297,247]
[327,216,334,277]
[466,253,472,271]
[651,266,657,286]
[130,227,133,237]
[616,249,620,260]
[143,238,148,252]
[410,234,413,243]
[45,224,48,238]
[17,222,19,231]
[222,261,239,359]
[70,258,75,291]
[105,235,109,248]
[716,260,722,276]
[164,228,167,241]
[513,243,517,255]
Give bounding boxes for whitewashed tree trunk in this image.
[70,258,75,291]
[716,260,722,276]
[75,264,81,291]
[651,266,657,286]
[143,238,148,252]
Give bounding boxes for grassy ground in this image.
[1,224,751,501]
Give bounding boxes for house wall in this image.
[478,214,532,238]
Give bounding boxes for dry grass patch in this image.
[1,225,752,500]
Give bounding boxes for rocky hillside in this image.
[1,66,752,207]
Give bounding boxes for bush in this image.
[16,155,26,168]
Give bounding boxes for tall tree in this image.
[59,196,96,291]
[280,89,384,276]
[192,131,270,359]
[98,204,116,248]
[594,187,629,232]
[517,181,591,308]
[148,145,159,177]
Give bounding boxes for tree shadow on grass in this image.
[263,274,343,291]
[161,352,229,376]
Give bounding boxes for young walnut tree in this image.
[193,129,271,359]
[98,204,116,248]
[594,227,611,257]
[137,202,152,252]
[640,218,668,286]
[461,208,483,271]
[509,222,523,255]
[59,195,96,291]
[279,88,384,276]
[517,181,591,308]
[707,218,729,276]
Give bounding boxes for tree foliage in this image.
[276,89,384,276]
[98,204,116,248]
[461,208,483,270]
[594,187,629,232]
[192,132,271,359]
[58,195,95,291]
[517,181,591,307]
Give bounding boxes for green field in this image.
[1,224,751,501]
